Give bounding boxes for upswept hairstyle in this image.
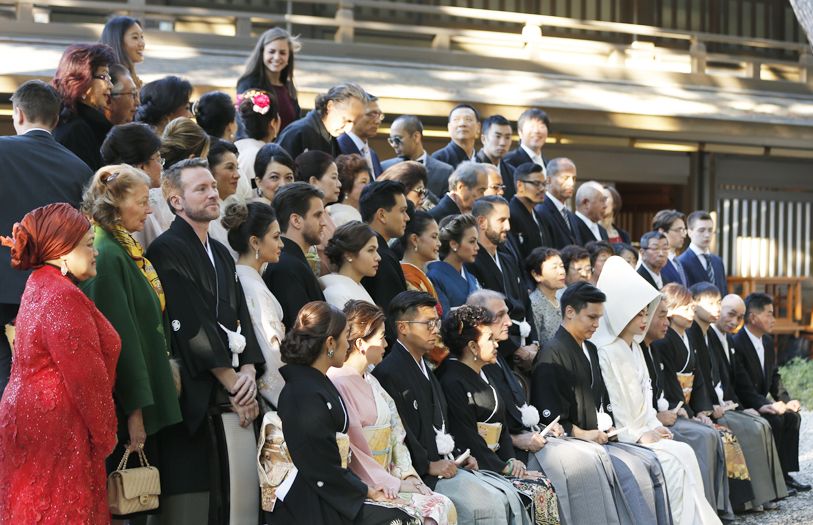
[295,150,334,182]
[440,305,493,358]
[344,300,386,354]
[336,154,371,203]
[324,221,376,270]
[194,91,236,138]
[101,122,161,165]
[160,117,210,168]
[438,213,478,259]
[401,210,436,249]
[221,196,277,255]
[280,301,346,366]
[237,27,300,99]
[254,143,294,181]
[52,44,116,114]
[135,76,192,126]
[237,89,279,140]
[82,164,151,231]
[378,161,427,195]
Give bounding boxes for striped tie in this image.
[702,253,715,283]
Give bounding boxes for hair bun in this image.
[220,195,249,231]
[3,222,36,271]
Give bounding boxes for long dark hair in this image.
[237,27,299,101]
[99,16,142,85]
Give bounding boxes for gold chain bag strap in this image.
[107,447,161,515]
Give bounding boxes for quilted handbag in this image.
[107,447,161,515]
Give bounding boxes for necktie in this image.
[672,257,688,286]
[561,207,572,231]
[702,253,715,283]
[361,144,374,173]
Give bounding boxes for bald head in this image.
[575,180,608,222]
[716,294,745,333]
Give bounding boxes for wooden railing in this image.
[3,0,813,84]
[727,276,808,336]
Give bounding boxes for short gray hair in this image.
[467,289,507,309]
[575,180,604,203]
[162,158,210,214]
[314,82,369,115]
[640,230,667,250]
[448,161,488,192]
[546,157,576,180]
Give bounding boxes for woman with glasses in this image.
[559,245,592,286]
[526,247,566,346]
[52,43,117,171]
[427,214,480,317]
[135,75,193,135]
[379,160,432,210]
[328,154,370,227]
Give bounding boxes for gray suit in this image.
[382,154,454,198]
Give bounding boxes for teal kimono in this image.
[81,226,182,437]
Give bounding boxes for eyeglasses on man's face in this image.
[402,319,441,330]
[520,179,547,188]
[111,91,139,102]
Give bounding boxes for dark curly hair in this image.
[324,220,376,270]
[135,75,192,126]
[344,300,385,356]
[440,305,493,358]
[280,301,347,366]
[335,154,370,203]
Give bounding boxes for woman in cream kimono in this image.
[320,221,379,309]
[592,256,721,525]
[329,300,457,524]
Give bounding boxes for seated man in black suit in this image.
[382,115,453,199]
[508,162,552,262]
[535,157,581,249]
[276,82,367,159]
[574,181,609,244]
[262,182,327,328]
[677,210,728,295]
[360,180,410,314]
[431,104,479,169]
[0,80,93,395]
[636,231,669,290]
[475,115,516,201]
[732,293,809,492]
[503,107,549,171]
[337,93,383,178]
[428,161,488,223]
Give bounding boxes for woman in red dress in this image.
[0,203,121,525]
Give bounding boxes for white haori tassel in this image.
[656,393,669,413]
[519,403,540,431]
[219,321,246,367]
[434,424,455,459]
[596,410,613,432]
[512,319,532,346]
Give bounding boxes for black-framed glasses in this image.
[93,73,112,83]
[402,319,441,330]
[387,136,404,146]
[520,179,547,188]
[111,91,139,101]
[412,186,427,196]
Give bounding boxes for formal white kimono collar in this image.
[591,256,662,348]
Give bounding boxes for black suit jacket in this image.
[53,103,112,172]
[431,140,472,169]
[731,328,790,404]
[650,327,713,417]
[360,233,407,313]
[0,130,92,305]
[428,194,461,223]
[637,265,661,290]
[262,237,325,329]
[372,342,448,488]
[535,197,580,249]
[575,215,609,244]
[706,327,766,409]
[475,149,516,201]
[275,109,338,159]
[677,248,728,295]
[337,133,383,178]
[508,196,553,261]
[503,146,546,171]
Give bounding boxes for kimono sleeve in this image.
[44,292,118,456]
[531,346,573,433]
[597,344,658,443]
[379,384,419,480]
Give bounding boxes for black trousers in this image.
[0,303,18,397]
[762,411,801,475]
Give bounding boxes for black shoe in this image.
[718,511,736,522]
[785,475,812,492]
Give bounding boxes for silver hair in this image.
[575,180,605,204]
[466,289,507,309]
[546,157,576,180]
[448,161,489,192]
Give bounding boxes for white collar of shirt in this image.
[400,340,429,379]
[744,327,765,370]
[416,151,428,164]
[546,192,566,213]
[668,251,677,262]
[575,211,601,240]
[710,324,730,359]
[520,143,546,170]
[689,243,711,269]
[639,262,663,288]
[346,130,367,152]
[204,235,215,268]
[23,127,52,135]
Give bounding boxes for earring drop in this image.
[413,245,418,252]
[327,346,335,358]
[347,258,353,262]
[453,248,458,253]
[255,249,260,260]
[60,259,69,276]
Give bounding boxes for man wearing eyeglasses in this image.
[536,157,582,249]
[637,231,670,290]
[337,94,384,178]
[382,115,454,198]
[678,211,729,295]
[508,162,553,261]
[106,64,139,125]
[475,115,516,201]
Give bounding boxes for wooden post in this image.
[799,48,813,86]
[335,0,354,44]
[16,0,34,22]
[690,38,707,75]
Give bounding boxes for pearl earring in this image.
[347,258,353,262]
[413,244,418,252]
[60,259,69,276]
[255,249,260,260]
[327,346,335,358]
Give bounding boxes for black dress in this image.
[53,102,112,171]
[268,364,418,525]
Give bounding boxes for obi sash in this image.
[362,423,393,469]
[477,421,503,451]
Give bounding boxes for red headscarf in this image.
[0,203,90,271]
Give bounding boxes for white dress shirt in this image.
[744,326,766,373]
[638,262,664,289]
[576,210,602,241]
[520,144,547,174]
[689,243,711,270]
[346,130,375,173]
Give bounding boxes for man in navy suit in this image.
[503,107,549,172]
[431,104,479,169]
[677,210,728,295]
[382,115,453,198]
[0,80,93,394]
[574,181,609,244]
[475,115,516,201]
[535,157,582,249]
[731,293,809,492]
[337,94,384,178]
[652,209,689,286]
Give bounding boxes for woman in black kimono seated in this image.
[267,301,421,525]
[438,306,560,525]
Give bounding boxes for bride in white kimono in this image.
[328,300,457,524]
[592,256,721,525]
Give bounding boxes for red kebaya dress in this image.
[0,265,121,524]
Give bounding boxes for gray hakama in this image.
[607,442,674,525]
[718,410,788,505]
[671,417,728,513]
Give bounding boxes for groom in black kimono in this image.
[147,158,264,524]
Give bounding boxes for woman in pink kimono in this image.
[329,300,457,525]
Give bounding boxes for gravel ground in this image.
[735,410,812,524]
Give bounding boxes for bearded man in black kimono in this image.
[147,158,265,525]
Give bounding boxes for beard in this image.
[485,226,505,247]
[185,201,220,223]
[303,225,322,246]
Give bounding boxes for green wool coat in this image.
[81,226,182,436]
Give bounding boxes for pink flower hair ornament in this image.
[237,91,272,115]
